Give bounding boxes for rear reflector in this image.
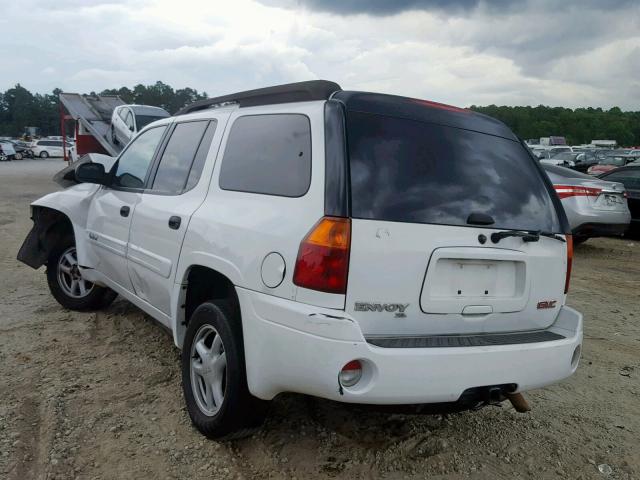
[339,360,362,387]
[293,217,351,294]
[565,235,573,294]
[554,185,602,199]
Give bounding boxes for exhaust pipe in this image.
[506,392,531,413]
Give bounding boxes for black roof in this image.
[176,80,341,115]
[332,91,517,140]
[176,79,516,140]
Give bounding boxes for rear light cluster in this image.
[554,184,602,199]
[293,216,351,294]
[565,235,573,294]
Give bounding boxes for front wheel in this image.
[14,152,22,160]
[46,241,117,311]
[181,301,267,439]
[39,150,49,158]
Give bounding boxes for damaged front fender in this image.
[17,207,73,269]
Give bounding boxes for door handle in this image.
[168,216,181,230]
[120,205,130,217]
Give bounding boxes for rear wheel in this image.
[181,300,267,439]
[46,240,117,311]
[39,150,49,158]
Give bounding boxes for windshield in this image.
[601,157,625,166]
[346,111,562,232]
[553,152,577,160]
[135,114,166,130]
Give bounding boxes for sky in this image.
[1,0,639,109]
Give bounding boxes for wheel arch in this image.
[173,264,241,349]
[17,206,77,269]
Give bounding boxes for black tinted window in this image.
[152,121,215,194]
[346,111,561,232]
[601,170,640,189]
[113,126,166,189]
[219,114,311,197]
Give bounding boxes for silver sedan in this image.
[543,164,631,244]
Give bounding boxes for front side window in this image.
[219,114,311,197]
[151,120,215,194]
[112,126,166,189]
[346,111,562,232]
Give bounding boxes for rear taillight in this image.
[293,216,351,294]
[565,235,573,294]
[554,185,602,199]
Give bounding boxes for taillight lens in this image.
[565,235,573,294]
[293,216,351,294]
[554,185,602,199]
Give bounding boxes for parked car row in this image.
[0,137,77,160]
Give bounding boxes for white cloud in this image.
[1,0,638,109]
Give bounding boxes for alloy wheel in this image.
[57,246,94,298]
[190,324,227,416]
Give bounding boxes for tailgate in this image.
[346,220,567,337]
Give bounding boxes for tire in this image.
[14,152,22,160]
[40,150,49,158]
[573,236,588,246]
[46,238,117,311]
[181,300,267,439]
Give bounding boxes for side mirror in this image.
[129,125,135,132]
[75,162,109,185]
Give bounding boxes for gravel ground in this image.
[1,158,639,480]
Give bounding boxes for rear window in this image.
[136,114,166,130]
[346,111,561,232]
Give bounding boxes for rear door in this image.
[343,111,568,337]
[126,119,221,315]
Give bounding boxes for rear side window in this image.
[219,114,311,197]
[346,111,561,232]
[151,120,216,194]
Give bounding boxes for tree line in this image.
[0,81,207,137]
[469,104,640,146]
[1,81,638,145]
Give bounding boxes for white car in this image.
[30,139,72,158]
[110,104,170,146]
[18,81,583,439]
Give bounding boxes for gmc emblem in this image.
[537,300,557,309]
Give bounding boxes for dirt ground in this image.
[1,158,639,480]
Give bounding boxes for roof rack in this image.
[176,80,341,116]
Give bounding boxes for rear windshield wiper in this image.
[491,230,566,244]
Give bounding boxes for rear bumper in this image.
[573,222,629,238]
[239,288,583,404]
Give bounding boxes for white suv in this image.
[18,81,583,439]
